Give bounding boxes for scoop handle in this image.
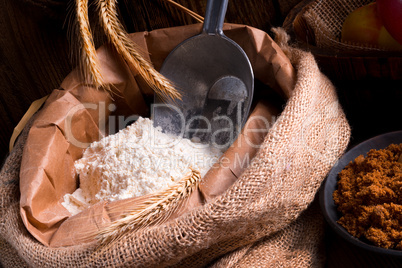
[202,0,228,35]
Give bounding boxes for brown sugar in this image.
[333,143,402,249]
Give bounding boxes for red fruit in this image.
[341,2,402,50]
[377,0,402,44]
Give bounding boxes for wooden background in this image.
[1,0,402,267]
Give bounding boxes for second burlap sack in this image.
[0,27,350,267]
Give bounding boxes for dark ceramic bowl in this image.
[320,130,402,257]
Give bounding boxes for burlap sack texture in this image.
[0,28,350,267]
[296,0,399,52]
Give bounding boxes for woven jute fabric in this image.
[209,200,324,267]
[301,0,386,52]
[0,28,350,267]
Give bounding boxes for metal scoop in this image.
[153,0,254,149]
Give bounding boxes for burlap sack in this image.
[18,23,294,248]
[297,0,397,52]
[0,27,350,267]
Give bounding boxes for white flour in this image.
[62,117,222,215]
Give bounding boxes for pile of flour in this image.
[62,117,222,215]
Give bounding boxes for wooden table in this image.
[325,225,402,267]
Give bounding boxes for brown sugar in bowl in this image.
[320,130,402,257]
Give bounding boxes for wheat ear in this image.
[97,0,181,102]
[75,0,104,88]
[95,169,200,246]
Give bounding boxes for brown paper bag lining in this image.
[19,23,296,247]
[9,95,49,153]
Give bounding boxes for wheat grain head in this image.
[92,169,200,248]
[97,0,181,102]
[75,0,105,89]
[84,169,200,263]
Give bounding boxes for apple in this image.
[341,2,402,50]
[377,0,402,44]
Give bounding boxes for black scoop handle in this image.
[202,0,228,35]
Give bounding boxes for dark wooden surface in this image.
[1,0,402,267]
[325,224,402,268]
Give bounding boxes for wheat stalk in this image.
[96,0,181,102]
[75,0,104,88]
[96,169,200,246]
[162,0,204,23]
